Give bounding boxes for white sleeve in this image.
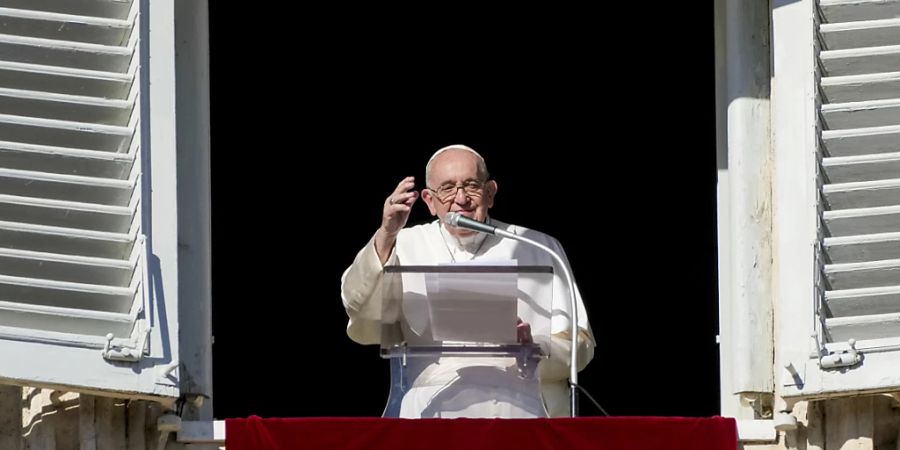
[548,237,594,339]
[340,235,398,344]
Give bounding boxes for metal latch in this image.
[102,328,151,362]
[813,335,861,369]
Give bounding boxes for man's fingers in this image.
[387,177,417,206]
[393,177,416,195]
[388,191,418,206]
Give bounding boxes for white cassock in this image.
[340,218,594,418]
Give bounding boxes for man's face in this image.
[422,150,497,238]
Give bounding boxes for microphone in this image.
[445,212,499,235]
[443,211,583,417]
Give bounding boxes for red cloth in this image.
[225,416,737,450]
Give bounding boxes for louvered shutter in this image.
[770,0,900,398]
[0,0,179,399]
[817,0,900,357]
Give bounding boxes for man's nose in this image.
[453,187,469,203]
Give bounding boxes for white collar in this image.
[439,217,490,257]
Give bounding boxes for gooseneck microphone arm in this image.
[445,212,581,417]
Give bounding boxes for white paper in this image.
[426,260,519,343]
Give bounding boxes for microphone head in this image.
[445,212,461,227]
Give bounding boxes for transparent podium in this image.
[380,264,556,418]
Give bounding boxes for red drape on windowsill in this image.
[225,416,737,450]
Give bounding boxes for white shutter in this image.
[0,0,179,399]
[817,0,900,352]
[772,0,900,397]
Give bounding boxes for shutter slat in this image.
[0,167,132,189]
[0,87,133,125]
[826,312,900,341]
[825,231,900,262]
[0,61,133,100]
[822,125,900,157]
[0,59,131,80]
[821,98,900,129]
[823,178,900,208]
[0,113,131,136]
[0,194,134,232]
[0,33,131,56]
[0,140,134,161]
[0,283,135,314]
[823,205,900,236]
[0,193,132,214]
[0,247,131,268]
[0,121,132,153]
[0,300,131,337]
[0,152,133,180]
[821,18,900,50]
[822,72,900,103]
[0,7,132,29]
[0,256,131,287]
[0,169,135,207]
[825,258,900,289]
[0,246,133,287]
[0,38,133,74]
[826,289,900,316]
[821,45,900,77]
[0,274,133,296]
[0,220,134,260]
[822,152,900,182]
[0,87,131,108]
[820,0,900,24]
[0,0,134,21]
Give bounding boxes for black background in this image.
[208,5,719,418]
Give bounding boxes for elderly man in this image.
[340,144,594,418]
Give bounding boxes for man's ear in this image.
[422,188,438,216]
[483,180,498,208]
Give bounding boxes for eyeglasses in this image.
[428,179,487,202]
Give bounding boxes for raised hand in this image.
[381,176,418,235]
[374,176,419,264]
